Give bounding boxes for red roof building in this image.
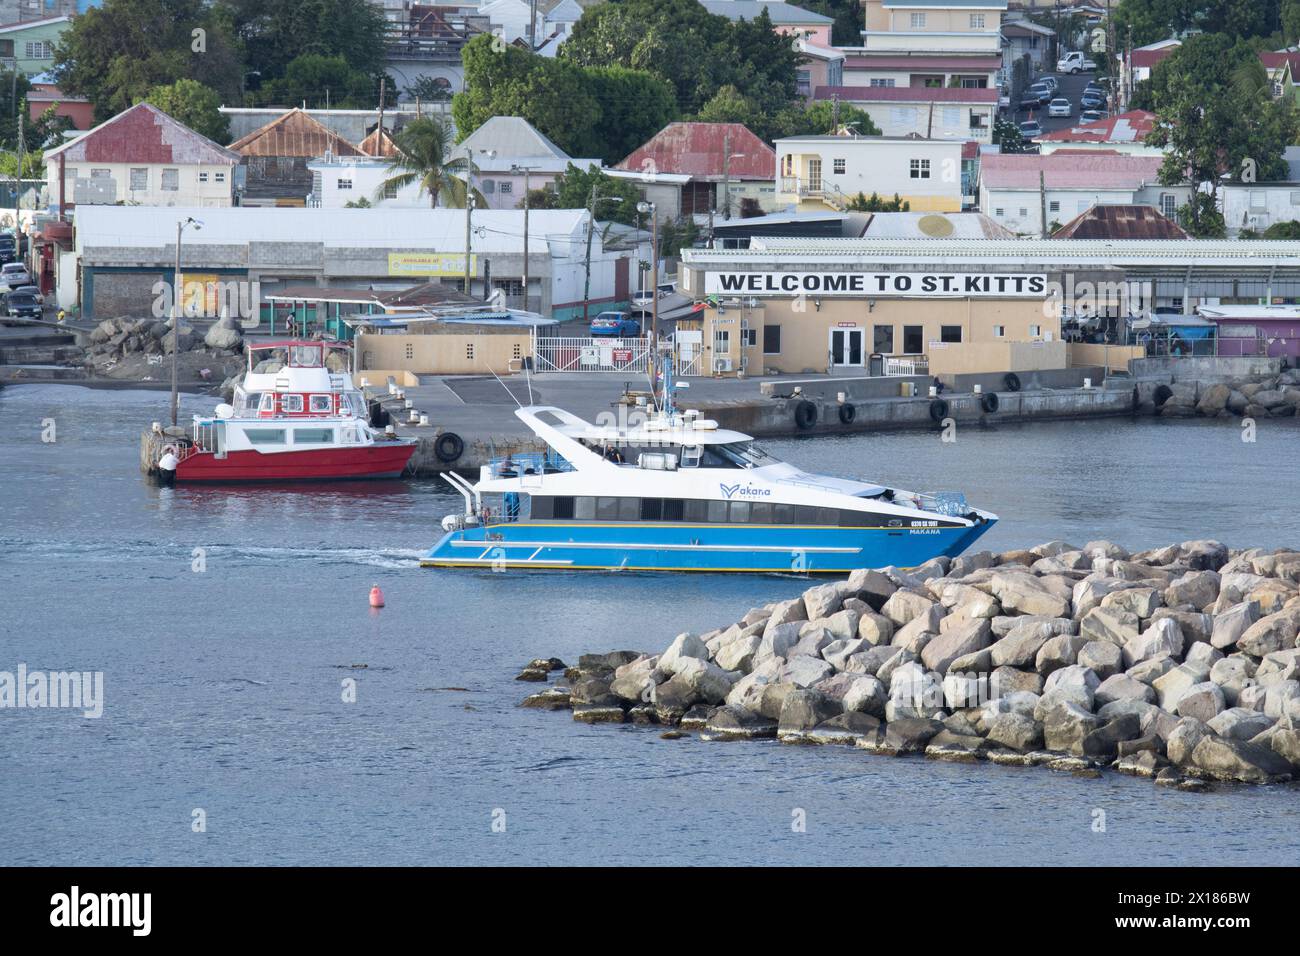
[1035,110,1161,155]
[1052,203,1190,240]
[615,122,777,218]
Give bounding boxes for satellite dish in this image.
[917,214,954,238]
[214,403,235,419]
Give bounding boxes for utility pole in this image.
[513,164,536,310]
[172,218,181,426]
[583,184,596,325]
[1039,170,1048,239]
[831,93,840,133]
[375,76,386,156]
[721,129,731,221]
[464,193,475,297]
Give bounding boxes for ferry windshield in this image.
[713,442,778,469]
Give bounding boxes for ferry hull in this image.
[173,443,416,482]
[420,519,997,573]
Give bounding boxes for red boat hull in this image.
[173,442,417,482]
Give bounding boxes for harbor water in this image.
[2,384,1298,866]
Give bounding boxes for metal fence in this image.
[884,356,929,376]
[531,334,653,373]
[1125,334,1270,358]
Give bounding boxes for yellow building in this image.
[678,236,1094,378]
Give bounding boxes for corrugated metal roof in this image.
[46,102,239,165]
[863,211,1016,240]
[73,206,588,255]
[698,1,833,24]
[981,152,1166,190]
[616,122,776,180]
[454,116,570,161]
[684,237,1300,268]
[844,54,1003,71]
[1038,110,1157,144]
[229,108,364,158]
[1052,204,1190,240]
[817,84,998,103]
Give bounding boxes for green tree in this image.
[1262,219,1300,238]
[796,0,862,46]
[0,70,31,151]
[53,0,242,122]
[214,0,387,80]
[695,84,765,129]
[544,163,643,226]
[454,35,601,157]
[562,0,800,131]
[993,116,1029,153]
[28,105,75,150]
[588,66,678,162]
[846,192,910,212]
[1144,34,1299,235]
[376,115,480,208]
[772,100,881,138]
[142,78,229,142]
[1112,0,1281,47]
[1286,0,1300,44]
[256,53,380,109]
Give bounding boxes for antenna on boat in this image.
[487,366,523,409]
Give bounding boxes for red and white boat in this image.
[157,340,417,483]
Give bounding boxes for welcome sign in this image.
[704,271,1048,298]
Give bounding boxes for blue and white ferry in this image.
[423,404,997,574]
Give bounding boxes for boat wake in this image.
[0,538,425,570]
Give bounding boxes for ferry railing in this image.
[487,454,572,479]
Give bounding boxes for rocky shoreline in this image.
[520,540,1300,790]
[1155,366,1300,419]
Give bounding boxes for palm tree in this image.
[374,116,483,208]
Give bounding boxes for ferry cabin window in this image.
[259,394,275,413]
[245,428,286,445]
[574,497,596,520]
[552,497,574,519]
[310,394,332,413]
[282,394,304,413]
[293,428,334,444]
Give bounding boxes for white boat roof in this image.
[522,406,752,445]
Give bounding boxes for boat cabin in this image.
[232,340,365,420]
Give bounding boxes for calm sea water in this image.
[1,385,1298,866]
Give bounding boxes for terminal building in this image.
[679,235,1300,377]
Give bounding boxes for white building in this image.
[45,103,239,211]
[307,155,427,207]
[980,153,1190,236]
[450,115,601,210]
[776,134,965,212]
[480,0,583,53]
[1221,181,1300,237]
[860,0,1007,55]
[815,85,997,142]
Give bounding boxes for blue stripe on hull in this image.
[421,520,997,573]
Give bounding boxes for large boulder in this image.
[1095,673,1157,706]
[887,661,945,720]
[777,689,839,736]
[802,581,853,620]
[704,705,777,740]
[881,589,938,627]
[1035,634,1087,676]
[891,603,944,654]
[1190,736,1293,783]
[715,635,762,673]
[756,622,802,664]
[1042,664,1100,711]
[1165,717,1211,767]
[990,665,1044,698]
[763,598,807,637]
[1081,606,1141,646]
[1042,700,1102,754]
[672,658,734,705]
[841,675,887,716]
[1238,609,1300,658]
[987,571,1071,618]
[921,619,991,674]
[1152,664,1201,712]
[1208,707,1274,742]
[1209,655,1257,706]
[1175,682,1225,722]
[856,611,895,646]
[1100,587,1163,620]
[1196,382,1232,415]
[1081,712,1142,759]
[847,567,897,610]
[990,622,1053,668]
[880,717,945,754]
[1077,640,1123,679]
[781,655,835,689]
[658,632,709,676]
[985,712,1043,751]
[204,316,243,350]
[1123,617,1184,668]
[1165,570,1220,610]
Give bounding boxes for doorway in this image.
[829,327,863,367]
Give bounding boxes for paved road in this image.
[1013,68,1108,134]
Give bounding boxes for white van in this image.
[1056,51,1098,73]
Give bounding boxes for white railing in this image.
[531,334,652,373]
[884,356,928,376]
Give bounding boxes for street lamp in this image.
[170,216,202,427]
[636,200,659,369]
[512,162,539,311]
[582,191,625,325]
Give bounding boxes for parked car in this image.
[1081,91,1107,110]
[1080,109,1109,123]
[590,311,640,337]
[7,284,42,304]
[0,262,31,290]
[1056,51,1098,73]
[2,291,41,320]
[1026,84,1054,105]
[1048,98,1072,117]
[1038,76,1060,92]
[1019,95,1044,112]
[1019,120,1044,138]
[0,235,15,266]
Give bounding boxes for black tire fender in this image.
[1004,372,1021,392]
[794,400,818,430]
[980,392,999,414]
[1153,384,1173,408]
[838,403,856,425]
[434,432,464,463]
[929,398,950,422]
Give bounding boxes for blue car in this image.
[590,311,640,337]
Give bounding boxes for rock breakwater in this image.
[521,540,1300,789]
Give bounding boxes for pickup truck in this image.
[1056,51,1098,73]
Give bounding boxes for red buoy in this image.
[369,585,385,608]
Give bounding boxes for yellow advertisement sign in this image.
[180,273,220,317]
[388,253,476,277]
